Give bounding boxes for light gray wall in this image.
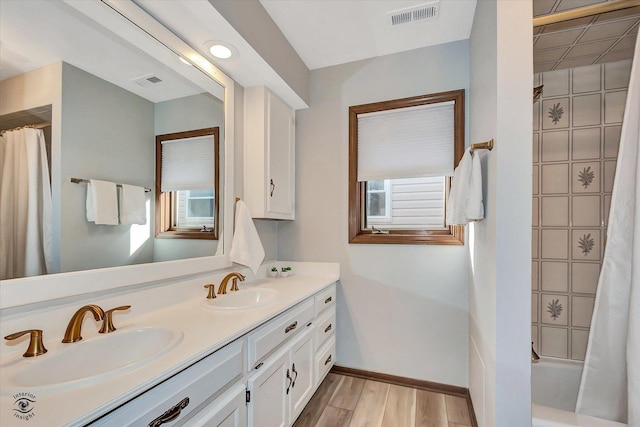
[60,63,155,272]
[278,41,471,387]
[468,1,532,426]
[153,93,224,262]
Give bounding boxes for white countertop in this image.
[0,266,339,426]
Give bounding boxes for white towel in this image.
[119,184,147,225]
[230,200,265,275]
[86,179,118,225]
[446,149,484,225]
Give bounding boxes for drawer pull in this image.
[324,324,332,333]
[255,362,264,370]
[325,296,332,304]
[324,354,332,366]
[284,321,298,334]
[291,363,298,388]
[148,396,189,427]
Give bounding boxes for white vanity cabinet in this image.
[244,85,295,220]
[90,340,245,427]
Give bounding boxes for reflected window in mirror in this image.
[156,127,219,239]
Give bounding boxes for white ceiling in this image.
[259,0,478,70]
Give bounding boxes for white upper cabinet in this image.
[244,86,295,220]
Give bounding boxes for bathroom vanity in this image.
[0,262,339,427]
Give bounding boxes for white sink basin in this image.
[201,288,282,310]
[2,326,183,393]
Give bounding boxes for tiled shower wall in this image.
[532,59,631,360]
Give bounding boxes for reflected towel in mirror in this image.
[86,179,118,225]
[119,184,146,225]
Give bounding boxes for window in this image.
[155,127,219,239]
[349,90,465,245]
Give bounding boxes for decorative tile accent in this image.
[572,162,600,193]
[604,59,632,90]
[533,229,540,259]
[542,164,569,194]
[533,197,540,227]
[572,229,601,261]
[572,262,600,294]
[533,261,539,291]
[543,98,570,129]
[571,330,589,361]
[605,90,627,124]
[604,126,622,158]
[541,261,569,292]
[604,160,617,192]
[572,128,601,160]
[541,196,569,227]
[572,64,601,93]
[542,131,570,161]
[542,69,570,96]
[572,94,602,127]
[541,326,568,358]
[572,296,595,328]
[533,165,540,195]
[532,293,539,323]
[572,195,601,227]
[542,294,569,326]
[541,229,569,259]
[533,133,540,163]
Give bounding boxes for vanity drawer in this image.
[314,336,336,385]
[314,284,336,316]
[315,306,336,349]
[247,298,314,370]
[92,339,244,427]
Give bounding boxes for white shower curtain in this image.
[0,127,52,280]
[576,32,640,425]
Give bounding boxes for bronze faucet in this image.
[217,272,246,295]
[62,304,105,343]
[4,329,48,357]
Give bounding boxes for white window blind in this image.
[161,135,214,192]
[357,101,455,182]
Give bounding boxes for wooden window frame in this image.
[348,90,465,245]
[155,127,220,240]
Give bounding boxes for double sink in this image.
[1,280,282,393]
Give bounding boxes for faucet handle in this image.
[230,278,239,292]
[4,329,48,357]
[204,284,217,299]
[99,305,131,334]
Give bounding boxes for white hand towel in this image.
[446,149,485,225]
[119,184,147,225]
[86,179,118,225]
[230,200,265,275]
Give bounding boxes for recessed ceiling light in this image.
[178,56,191,65]
[204,40,238,60]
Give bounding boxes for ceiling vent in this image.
[132,74,163,87]
[388,1,439,27]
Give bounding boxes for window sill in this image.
[348,227,464,245]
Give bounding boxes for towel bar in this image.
[70,178,151,193]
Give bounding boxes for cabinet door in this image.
[289,326,315,422]
[182,383,247,427]
[247,348,290,427]
[266,91,294,218]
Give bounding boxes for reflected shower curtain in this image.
[576,32,640,425]
[0,128,52,279]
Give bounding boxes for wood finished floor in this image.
[294,373,473,427]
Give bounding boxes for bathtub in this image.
[532,358,627,427]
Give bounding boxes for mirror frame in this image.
[0,0,235,309]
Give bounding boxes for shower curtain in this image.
[0,127,52,280]
[576,33,640,425]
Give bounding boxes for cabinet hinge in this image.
[246,390,251,404]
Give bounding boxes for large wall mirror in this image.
[0,0,235,304]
